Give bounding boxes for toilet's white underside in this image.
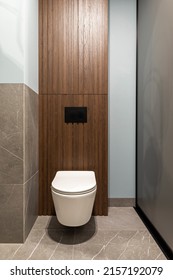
[51,188,96,227]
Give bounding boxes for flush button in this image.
[65,107,87,123]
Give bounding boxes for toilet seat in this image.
[51,171,96,195]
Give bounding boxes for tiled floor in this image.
[0,208,167,260]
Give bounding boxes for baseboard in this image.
[108,198,135,207]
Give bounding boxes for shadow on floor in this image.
[47,216,96,245]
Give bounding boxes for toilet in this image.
[51,171,97,227]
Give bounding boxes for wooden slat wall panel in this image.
[84,95,108,215]
[45,95,108,215]
[39,0,48,94]
[46,95,85,214]
[40,0,108,95]
[47,95,85,182]
[40,0,79,94]
[103,0,108,92]
[47,0,53,93]
[79,0,108,95]
[39,0,43,94]
[39,0,108,215]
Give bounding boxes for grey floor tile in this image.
[96,207,146,231]
[117,244,164,260]
[74,229,118,246]
[156,253,167,260]
[73,243,105,260]
[28,229,75,260]
[28,230,63,260]
[0,244,21,260]
[91,231,139,260]
[50,244,74,260]
[0,208,166,260]
[32,216,52,229]
[114,231,165,260]
[12,229,45,260]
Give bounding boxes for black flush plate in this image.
[65,107,87,123]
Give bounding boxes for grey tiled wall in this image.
[0,84,38,243]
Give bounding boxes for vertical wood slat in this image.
[39,95,48,215]
[47,0,53,93]
[103,0,108,94]
[39,0,43,94]
[40,0,48,94]
[80,0,91,93]
[78,0,84,93]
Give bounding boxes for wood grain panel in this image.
[39,95,48,215]
[39,0,108,216]
[39,0,48,94]
[47,95,84,182]
[45,95,108,215]
[39,0,108,95]
[46,95,85,214]
[84,95,108,215]
[39,0,43,94]
[40,0,79,94]
[79,0,108,95]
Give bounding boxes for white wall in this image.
[0,0,38,92]
[109,0,136,198]
[24,0,38,93]
[0,0,24,82]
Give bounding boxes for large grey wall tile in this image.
[24,172,39,240]
[0,84,23,185]
[0,84,23,159]
[0,148,23,184]
[24,85,38,182]
[0,83,39,244]
[0,184,23,243]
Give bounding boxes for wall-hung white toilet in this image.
[51,171,97,226]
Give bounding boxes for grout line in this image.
[27,232,46,260]
[155,252,162,260]
[10,244,23,259]
[49,233,64,260]
[0,145,23,161]
[24,171,39,185]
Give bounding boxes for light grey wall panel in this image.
[24,85,38,240]
[109,0,136,198]
[138,0,173,251]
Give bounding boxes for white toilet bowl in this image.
[51,171,97,226]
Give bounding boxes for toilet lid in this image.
[51,171,96,194]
